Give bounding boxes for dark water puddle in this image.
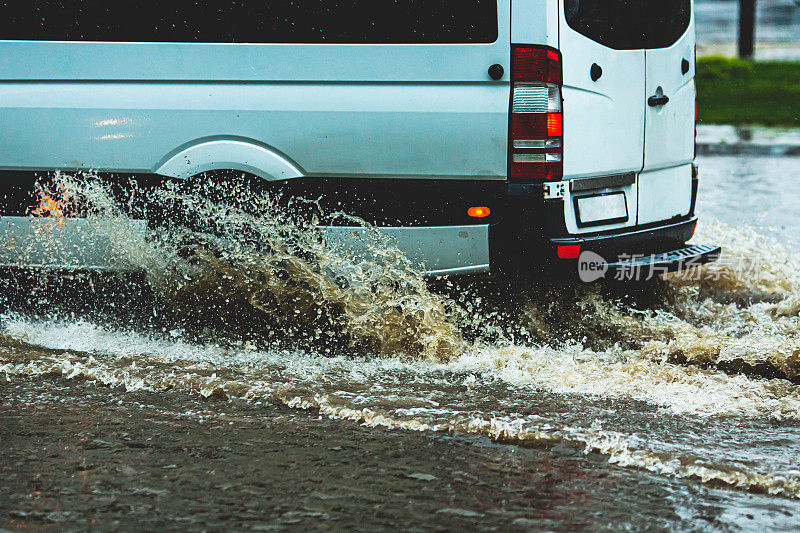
[3,374,800,532]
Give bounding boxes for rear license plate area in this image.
[574,192,628,228]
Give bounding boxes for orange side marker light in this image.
[467,206,491,218]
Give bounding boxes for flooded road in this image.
[4,375,799,531]
[3,154,800,530]
[699,154,800,248]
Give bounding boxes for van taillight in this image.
[509,46,563,181]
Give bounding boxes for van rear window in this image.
[0,1,498,44]
[564,0,690,49]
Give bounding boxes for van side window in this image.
[564,0,690,49]
[0,0,498,44]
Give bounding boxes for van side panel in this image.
[510,0,559,46]
[0,82,508,179]
[0,42,508,83]
[0,3,510,181]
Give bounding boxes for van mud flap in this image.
[584,244,721,282]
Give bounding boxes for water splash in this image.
[4,171,800,499]
[27,172,463,360]
[641,221,800,381]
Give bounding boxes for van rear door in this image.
[559,1,645,233]
[640,1,696,224]
[559,0,695,230]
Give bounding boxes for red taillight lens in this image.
[512,47,561,84]
[509,46,563,181]
[510,113,558,138]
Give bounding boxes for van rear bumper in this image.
[549,216,698,254]
[549,217,721,281]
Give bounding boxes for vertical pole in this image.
[738,0,756,59]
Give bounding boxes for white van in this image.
[0,0,719,279]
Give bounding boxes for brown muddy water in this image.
[3,155,800,531]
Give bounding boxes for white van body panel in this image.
[322,226,491,276]
[558,34,645,180]
[559,0,695,231]
[638,10,696,224]
[0,41,510,83]
[0,0,511,181]
[511,0,559,45]
[558,12,644,233]
[644,38,696,172]
[0,82,509,180]
[637,164,694,223]
[0,217,139,271]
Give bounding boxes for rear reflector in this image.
[557,245,581,259]
[509,46,563,181]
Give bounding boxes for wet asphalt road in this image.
[4,375,800,532]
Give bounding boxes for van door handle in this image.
[648,94,670,107]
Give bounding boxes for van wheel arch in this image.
[153,138,304,182]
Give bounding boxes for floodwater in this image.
[699,154,800,247]
[2,155,800,530]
